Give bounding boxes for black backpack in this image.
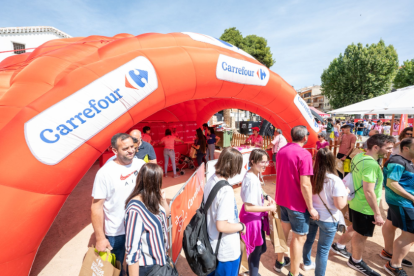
[182,180,230,276]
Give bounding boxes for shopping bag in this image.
[329,131,335,139]
[239,239,249,274]
[78,247,121,276]
[343,159,351,173]
[335,159,344,174]
[268,208,288,253]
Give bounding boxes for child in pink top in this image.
[239,149,289,275]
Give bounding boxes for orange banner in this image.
[170,163,205,262]
[399,114,408,134]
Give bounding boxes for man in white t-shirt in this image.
[91,133,145,273]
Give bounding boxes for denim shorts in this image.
[280,206,310,235]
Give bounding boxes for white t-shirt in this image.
[92,158,146,236]
[383,126,391,135]
[241,172,264,207]
[204,174,240,262]
[312,173,348,223]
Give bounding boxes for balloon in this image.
[0,32,317,275]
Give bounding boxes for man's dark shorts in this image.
[387,204,414,234]
[349,206,376,237]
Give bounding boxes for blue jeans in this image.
[196,153,205,167]
[280,206,310,235]
[106,234,125,274]
[208,256,241,276]
[163,149,176,175]
[206,143,215,161]
[303,219,338,276]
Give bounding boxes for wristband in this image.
[240,222,245,232]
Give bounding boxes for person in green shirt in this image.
[346,134,396,276]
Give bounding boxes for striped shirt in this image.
[125,200,168,266]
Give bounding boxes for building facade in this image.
[297,85,332,112]
[0,26,71,63]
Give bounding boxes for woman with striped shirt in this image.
[124,163,171,276]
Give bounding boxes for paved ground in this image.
[30,160,414,276]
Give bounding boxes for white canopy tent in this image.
[329,85,414,115]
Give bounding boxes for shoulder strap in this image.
[317,193,337,222]
[204,180,231,212]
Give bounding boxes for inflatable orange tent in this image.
[0,32,318,275]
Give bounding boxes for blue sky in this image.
[1,0,413,89]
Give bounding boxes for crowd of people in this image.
[90,120,414,276]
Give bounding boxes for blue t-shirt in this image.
[383,155,414,208]
[207,134,216,144]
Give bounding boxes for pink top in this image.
[373,124,383,133]
[271,135,287,154]
[247,134,263,147]
[276,143,313,213]
[142,133,151,143]
[161,135,175,150]
[316,141,329,150]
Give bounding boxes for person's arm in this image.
[387,179,414,202]
[91,198,112,251]
[244,202,276,213]
[362,181,384,226]
[333,196,348,210]
[300,175,319,220]
[216,220,245,234]
[128,263,139,276]
[174,137,184,143]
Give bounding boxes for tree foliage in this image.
[219,27,275,68]
[321,40,398,109]
[393,59,414,89]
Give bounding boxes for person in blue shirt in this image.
[381,137,414,275]
[206,127,220,162]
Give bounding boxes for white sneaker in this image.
[302,261,316,271]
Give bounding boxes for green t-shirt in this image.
[348,153,383,215]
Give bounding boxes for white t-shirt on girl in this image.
[383,125,391,135]
[312,173,348,223]
[204,174,240,262]
[241,172,264,207]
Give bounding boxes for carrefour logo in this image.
[125,69,148,89]
[216,54,269,86]
[25,56,158,165]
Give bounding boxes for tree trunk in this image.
[223,109,231,127]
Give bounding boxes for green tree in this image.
[219,27,275,68]
[393,59,414,89]
[219,27,244,49]
[321,40,398,109]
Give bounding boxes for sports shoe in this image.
[380,249,413,267]
[173,174,179,178]
[301,261,315,271]
[347,257,380,276]
[274,256,291,272]
[331,242,351,258]
[286,272,303,276]
[384,261,408,276]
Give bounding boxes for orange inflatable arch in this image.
[0,32,318,275]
